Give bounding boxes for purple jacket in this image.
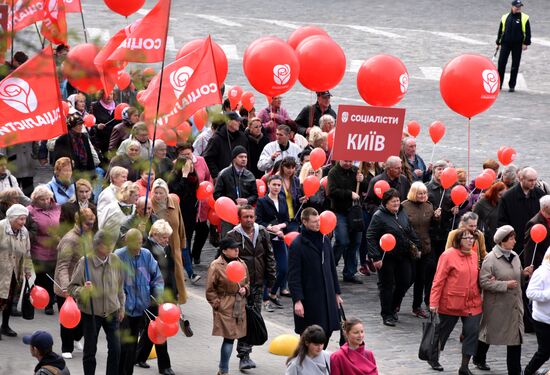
[28,203,61,261]
[257,106,291,142]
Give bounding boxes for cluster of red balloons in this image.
[497,146,517,166]
[225,85,256,113]
[30,285,50,309]
[227,261,246,283]
[429,121,446,144]
[197,181,214,201]
[60,296,81,329]
[357,54,408,107]
[147,303,181,344]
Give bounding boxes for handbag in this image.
[347,201,365,232]
[21,278,35,320]
[244,305,268,346]
[338,304,347,347]
[418,312,439,362]
[393,216,421,259]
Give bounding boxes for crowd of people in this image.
[0,42,549,375]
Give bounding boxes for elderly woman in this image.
[67,92,87,116]
[367,188,420,327]
[472,225,534,374]
[116,122,152,160]
[108,139,143,182]
[90,90,116,157]
[152,139,173,182]
[108,106,140,153]
[28,185,61,315]
[257,95,291,142]
[319,114,335,133]
[0,154,25,196]
[473,181,507,251]
[97,166,128,218]
[53,114,99,174]
[303,127,328,155]
[206,237,249,375]
[402,181,441,319]
[98,181,138,237]
[0,187,30,219]
[151,178,187,305]
[46,157,75,205]
[445,212,487,268]
[0,204,32,338]
[60,178,97,233]
[54,208,95,358]
[429,227,483,374]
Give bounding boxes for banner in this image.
[63,0,80,13]
[139,36,221,129]
[332,105,405,162]
[0,45,67,147]
[0,4,8,61]
[41,0,67,44]
[5,0,46,33]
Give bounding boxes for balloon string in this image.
[46,273,63,291]
[429,143,436,165]
[381,252,386,262]
[144,308,157,321]
[451,213,457,230]
[467,118,471,182]
[438,188,446,209]
[531,243,538,266]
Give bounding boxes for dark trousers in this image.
[191,220,210,263]
[56,296,83,353]
[412,252,436,310]
[33,260,56,309]
[359,209,373,265]
[237,285,264,358]
[0,273,16,328]
[17,176,34,197]
[119,315,144,375]
[334,213,362,280]
[474,340,521,375]
[436,313,481,357]
[270,240,288,295]
[498,42,523,89]
[377,255,413,319]
[135,305,171,372]
[524,320,550,375]
[523,282,535,332]
[82,312,120,375]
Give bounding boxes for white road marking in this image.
[194,14,243,27]
[419,67,442,81]
[87,27,110,43]
[345,25,403,39]
[503,72,528,90]
[347,59,363,73]
[531,38,550,47]
[220,44,239,60]
[257,19,298,29]
[430,31,487,45]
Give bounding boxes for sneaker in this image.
[264,302,275,313]
[190,274,201,284]
[269,296,284,309]
[61,352,72,359]
[413,308,428,319]
[239,357,254,370]
[74,340,83,351]
[383,317,396,327]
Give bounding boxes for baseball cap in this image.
[225,111,243,123]
[316,91,332,97]
[23,331,54,351]
[511,0,523,6]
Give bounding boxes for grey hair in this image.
[93,230,115,249]
[127,139,141,150]
[540,195,550,211]
[502,164,518,180]
[460,212,479,224]
[402,136,416,146]
[153,139,166,149]
[30,185,54,201]
[385,155,401,168]
[149,219,173,237]
[319,114,335,131]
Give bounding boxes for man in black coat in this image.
[288,207,342,348]
[53,113,97,175]
[365,155,411,214]
[294,91,337,137]
[203,112,249,178]
[245,117,270,179]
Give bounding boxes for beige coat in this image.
[0,219,32,299]
[478,245,524,345]
[205,256,249,339]
[54,227,92,297]
[152,196,187,304]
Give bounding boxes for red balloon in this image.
[243,36,279,65]
[287,26,329,50]
[117,71,131,90]
[30,285,50,309]
[309,148,327,170]
[192,108,208,132]
[154,127,177,147]
[498,147,516,166]
[148,320,167,345]
[114,103,129,120]
[429,121,446,144]
[475,174,493,190]
[380,233,396,252]
[320,176,328,190]
[303,176,321,198]
[177,38,228,86]
[319,210,337,235]
[530,224,547,244]
[197,181,214,200]
[175,122,192,142]
[226,261,246,283]
[373,180,390,199]
[243,37,300,97]
[169,193,180,204]
[356,54,409,107]
[228,85,243,110]
[207,195,216,210]
[256,179,266,198]
[208,210,221,226]
[440,54,500,118]
[63,44,104,94]
[451,185,469,206]
[62,101,70,116]
[156,318,179,337]
[284,232,300,247]
[215,197,239,225]
[104,0,145,17]
[483,168,497,182]
[327,129,335,150]
[83,114,96,128]
[241,91,255,112]
[59,296,81,329]
[440,167,457,189]
[407,120,421,137]
[296,35,346,92]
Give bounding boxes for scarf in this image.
[99,98,115,113]
[118,202,133,216]
[69,132,88,167]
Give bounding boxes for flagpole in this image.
[34,23,45,48]
[79,2,88,43]
[143,0,171,212]
[10,0,14,64]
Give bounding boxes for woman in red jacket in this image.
[330,318,378,375]
[429,227,482,375]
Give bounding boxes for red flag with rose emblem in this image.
[4,0,46,32]
[40,0,67,45]
[0,45,67,147]
[63,0,81,13]
[138,36,221,129]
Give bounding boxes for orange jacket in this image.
[430,247,482,316]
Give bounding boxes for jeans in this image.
[524,320,550,375]
[182,248,194,278]
[270,240,288,295]
[377,255,413,319]
[474,340,521,375]
[219,338,235,373]
[334,212,361,280]
[82,312,121,375]
[56,296,83,353]
[436,313,481,357]
[237,285,264,358]
[359,209,373,266]
[135,305,171,372]
[412,252,436,310]
[191,221,210,263]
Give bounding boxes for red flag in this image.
[4,0,46,33]
[63,0,80,13]
[0,45,67,147]
[139,36,222,129]
[41,0,67,45]
[94,0,171,95]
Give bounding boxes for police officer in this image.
[496,0,531,92]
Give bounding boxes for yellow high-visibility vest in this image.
[501,12,529,42]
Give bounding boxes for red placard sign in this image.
[332,104,405,162]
